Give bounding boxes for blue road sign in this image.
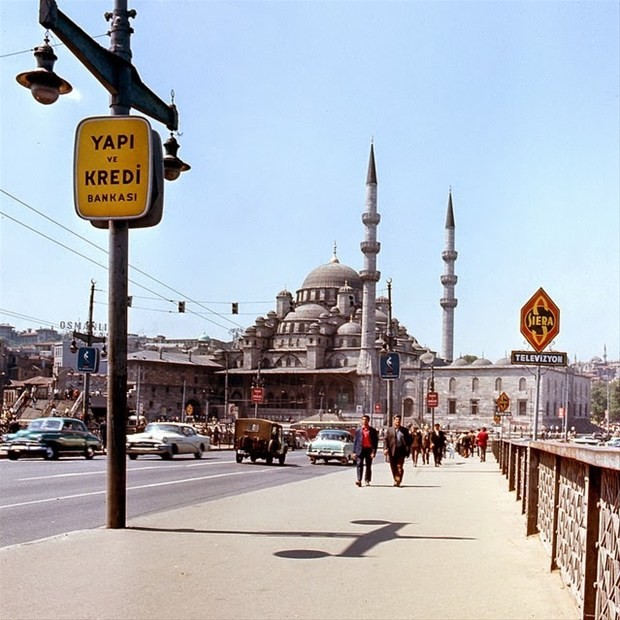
[380,352,401,379]
[77,347,99,373]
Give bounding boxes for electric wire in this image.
[0,189,249,332]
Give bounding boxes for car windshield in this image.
[144,423,183,435]
[316,431,350,442]
[28,419,63,431]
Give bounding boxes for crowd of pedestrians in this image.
[353,414,493,488]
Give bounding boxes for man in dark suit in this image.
[383,414,412,486]
[353,414,379,487]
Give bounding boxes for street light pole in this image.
[386,278,394,427]
[24,0,188,529]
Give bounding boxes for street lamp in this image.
[16,0,190,529]
[15,35,72,105]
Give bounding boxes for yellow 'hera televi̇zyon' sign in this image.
[74,116,152,220]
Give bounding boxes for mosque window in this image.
[472,378,479,392]
[495,378,502,392]
[448,399,457,414]
[518,400,527,415]
[352,338,358,347]
[449,378,456,392]
[519,378,527,391]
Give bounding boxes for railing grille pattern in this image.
[556,459,587,608]
[597,469,620,620]
[537,451,556,554]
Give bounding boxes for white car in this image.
[126,422,211,460]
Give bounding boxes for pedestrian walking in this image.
[383,415,412,486]
[476,426,489,462]
[430,423,447,466]
[410,425,422,466]
[353,414,379,487]
[421,426,432,464]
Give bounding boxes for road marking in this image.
[18,459,234,481]
[1,468,276,510]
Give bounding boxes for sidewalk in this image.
[0,455,578,620]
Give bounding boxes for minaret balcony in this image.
[441,275,458,286]
[362,212,381,226]
[440,297,458,308]
[360,241,381,255]
[359,269,381,282]
[442,250,458,261]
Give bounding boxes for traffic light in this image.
[232,302,239,315]
[178,301,185,313]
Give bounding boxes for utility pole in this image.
[71,280,106,423]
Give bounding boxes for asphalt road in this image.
[0,448,345,548]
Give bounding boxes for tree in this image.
[590,379,619,424]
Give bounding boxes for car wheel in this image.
[340,457,348,465]
[278,453,286,465]
[84,446,96,460]
[309,457,316,464]
[266,454,273,465]
[7,451,19,461]
[43,445,59,460]
[128,454,138,460]
[161,452,173,460]
[235,453,243,463]
[194,447,203,459]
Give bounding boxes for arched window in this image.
[519,377,527,391]
[495,378,502,392]
[472,378,479,392]
[449,377,456,392]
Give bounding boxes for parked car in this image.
[126,422,211,459]
[605,437,620,448]
[571,434,603,446]
[3,417,102,460]
[234,418,287,465]
[307,429,355,465]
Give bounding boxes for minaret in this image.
[357,143,381,412]
[440,190,458,362]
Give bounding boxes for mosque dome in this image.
[451,357,470,366]
[337,320,362,336]
[197,333,211,342]
[301,254,362,291]
[494,357,511,366]
[472,357,493,366]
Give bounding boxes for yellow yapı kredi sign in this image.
[74,116,152,220]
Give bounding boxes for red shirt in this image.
[361,426,372,449]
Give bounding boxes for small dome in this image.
[337,321,362,336]
[376,295,389,304]
[494,357,511,366]
[451,357,470,366]
[197,333,211,342]
[472,357,492,366]
[277,289,292,298]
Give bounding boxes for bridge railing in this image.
[495,439,619,620]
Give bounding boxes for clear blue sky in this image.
[1,0,618,363]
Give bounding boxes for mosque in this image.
[219,145,591,433]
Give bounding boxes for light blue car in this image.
[307,429,355,465]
